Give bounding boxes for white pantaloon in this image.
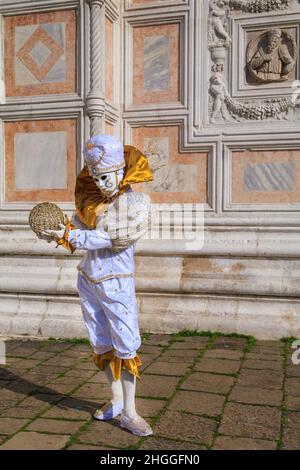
[77,273,141,359]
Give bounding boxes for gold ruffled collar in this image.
[75,145,153,229]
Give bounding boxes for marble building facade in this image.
[0,0,300,339]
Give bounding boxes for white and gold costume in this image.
[48,134,154,436]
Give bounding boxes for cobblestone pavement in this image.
[0,333,299,450]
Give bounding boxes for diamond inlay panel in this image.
[5,10,76,96]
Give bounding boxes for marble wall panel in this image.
[132,126,208,203]
[133,23,180,105]
[231,149,300,204]
[5,10,76,97]
[5,119,77,203]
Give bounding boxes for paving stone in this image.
[243,359,282,371]
[0,407,42,419]
[284,410,300,429]
[139,437,204,450]
[137,374,178,398]
[213,435,276,450]
[31,365,69,375]
[285,377,300,396]
[86,372,108,384]
[29,351,57,361]
[253,341,283,350]
[282,411,300,449]
[176,336,210,344]
[154,410,216,445]
[237,369,283,390]
[285,395,300,411]
[78,419,139,448]
[148,355,193,364]
[144,361,190,376]
[50,375,86,386]
[229,386,282,406]
[143,334,171,346]
[139,345,163,355]
[286,364,300,378]
[219,403,280,439]
[161,349,199,358]
[194,358,240,375]
[67,443,112,450]
[67,344,91,352]
[64,369,96,379]
[204,349,243,360]
[46,383,78,395]
[0,417,29,435]
[41,342,73,353]
[72,382,111,400]
[246,352,282,361]
[249,347,282,357]
[72,361,98,371]
[169,390,225,417]
[0,389,26,402]
[10,359,43,370]
[212,337,248,350]
[136,398,166,417]
[180,372,235,395]
[20,393,62,409]
[41,403,93,421]
[0,431,70,450]
[168,341,205,350]
[41,357,80,368]
[8,379,37,395]
[57,350,88,359]
[26,418,83,435]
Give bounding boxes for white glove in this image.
[40,224,66,243]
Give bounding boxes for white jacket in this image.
[68,190,151,283]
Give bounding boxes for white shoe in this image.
[120,410,153,436]
[93,401,123,420]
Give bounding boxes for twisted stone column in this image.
[86,0,105,136]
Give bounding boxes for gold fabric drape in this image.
[75,145,153,229]
[92,350,142,381]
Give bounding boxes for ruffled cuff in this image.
[56,215,76,254]
[92,350,142,381]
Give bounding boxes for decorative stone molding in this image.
[208,0,299,122]
[86,0,106,136]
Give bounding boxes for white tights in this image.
[104,365,137,417]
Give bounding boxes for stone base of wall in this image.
[1,228,300,340]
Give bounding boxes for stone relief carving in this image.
[209,72,232,123]
[208,0,232,48]
[230,0,291,13]
[207,0,299,122]
[247,28,297,83]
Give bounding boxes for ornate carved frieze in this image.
[208,0,299,123]
[230,0,291,13]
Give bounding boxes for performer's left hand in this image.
[41,224,66,243]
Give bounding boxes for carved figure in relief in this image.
[247,28,296,83]
[209,0,232,47]
[209,72,231,123]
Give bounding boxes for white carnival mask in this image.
[93,169,124,198]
